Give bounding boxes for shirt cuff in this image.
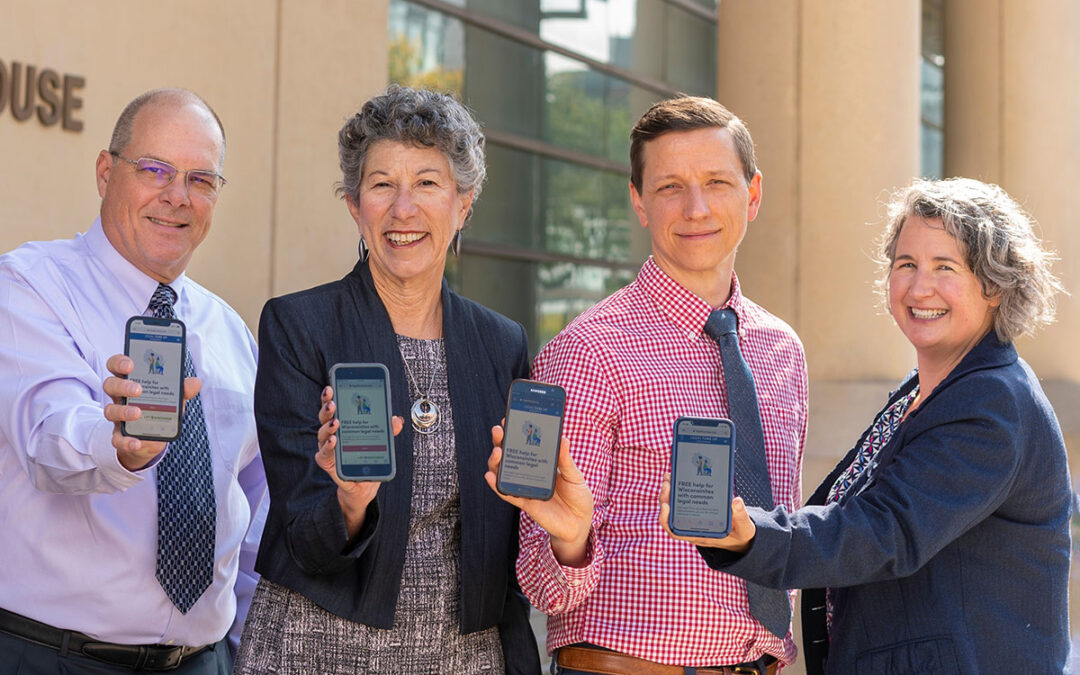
[538,528,602,608]
[88,418,150,489]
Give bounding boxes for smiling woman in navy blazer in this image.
[235,86,539,674]
[661,178,1070,674]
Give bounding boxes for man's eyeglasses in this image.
[109,152,227,199]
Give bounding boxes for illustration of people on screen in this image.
[695,454,712,476]
[522,422,542,447]
[355,395,371,416]
[144,350,164,375]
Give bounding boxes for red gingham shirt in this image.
[519,258,807,668]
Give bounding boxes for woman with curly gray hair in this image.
[662,177,1070,673]
[236,85,540,674]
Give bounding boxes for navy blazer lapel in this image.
[343,261,415,562]
[847,332,1017,496]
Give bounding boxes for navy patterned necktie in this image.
[703,308,791,639]
[148,283,216,614]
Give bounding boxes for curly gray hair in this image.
[335,85,485,217]
[877,177,1063,342]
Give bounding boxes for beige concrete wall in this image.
[946,0,1080,451]
[716,0,801,327]
[272,0,390,299]
[0,1,389,330]
[946,0,1080,380]
[719,1,921,386]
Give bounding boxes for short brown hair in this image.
[630,96,757,193]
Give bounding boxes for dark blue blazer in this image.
[253,261,540,674]
[700,332,1071,674]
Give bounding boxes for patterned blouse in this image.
[825,385,919,629]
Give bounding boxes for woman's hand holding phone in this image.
[317,386,403,538]
[658,473,756,553]
[485,424,594,567]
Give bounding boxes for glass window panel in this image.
[921,124,943,179]
[451,254,636,351]
[466,0,540,33]
[457,22,658,164]
[388,1,466,97]
[665,4,717,96]
[468,144,540,249]
[921,58,944,128]
[544,52,655,164]
[463,25,545,139]
[544,160,634,262]
[470,144,636,264]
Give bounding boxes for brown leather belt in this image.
[555,645,779,675]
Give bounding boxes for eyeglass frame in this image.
[109,151,228,197]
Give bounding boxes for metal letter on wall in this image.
[0,58,85,132]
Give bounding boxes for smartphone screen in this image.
[331,363,395,481]
[122,316,186,441]
[497,379,566,501]
[669,417,735,538]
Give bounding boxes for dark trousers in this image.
[0,631,230,675]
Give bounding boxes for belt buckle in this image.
[733,667,761,675]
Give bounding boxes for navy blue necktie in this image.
[148,283,216,614]
[704,308,791,639]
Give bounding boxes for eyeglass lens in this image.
[134,158,222,197]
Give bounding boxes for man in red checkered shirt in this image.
[487,96,808,674]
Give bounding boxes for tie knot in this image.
[704,308,738,340]
[149,284,178,317]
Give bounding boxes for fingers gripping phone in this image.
[122,316,186,441]
[497,379,567,501]
[669,417,735,538]
[330,363,396,482]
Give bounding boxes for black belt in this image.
[0,606,215,671]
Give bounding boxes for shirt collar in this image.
[638,256,747,338]
[84,217,189,315]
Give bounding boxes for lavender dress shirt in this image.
[0,218,266,651]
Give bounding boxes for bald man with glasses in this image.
[0,88,266,674]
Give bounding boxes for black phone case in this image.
[120,315,186,442]
[668,416,735,539]
[496,378,566,501]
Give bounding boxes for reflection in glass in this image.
[920,0,944,179]
[450,254,636,350]
[470,144,634,264]
[665,3,717,95]
[389,2,466,96]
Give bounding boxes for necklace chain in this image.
[399,338,441,434]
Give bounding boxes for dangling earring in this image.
[358,237,370,263]
[451,230,462,258]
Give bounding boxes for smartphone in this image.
[496,379,567,500]
[330,363,395,482]
[669,417,735,538]
[121,316,186,441]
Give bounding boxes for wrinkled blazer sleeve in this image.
[699,373,1024,589]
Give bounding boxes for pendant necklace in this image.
[400,342,440,434]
